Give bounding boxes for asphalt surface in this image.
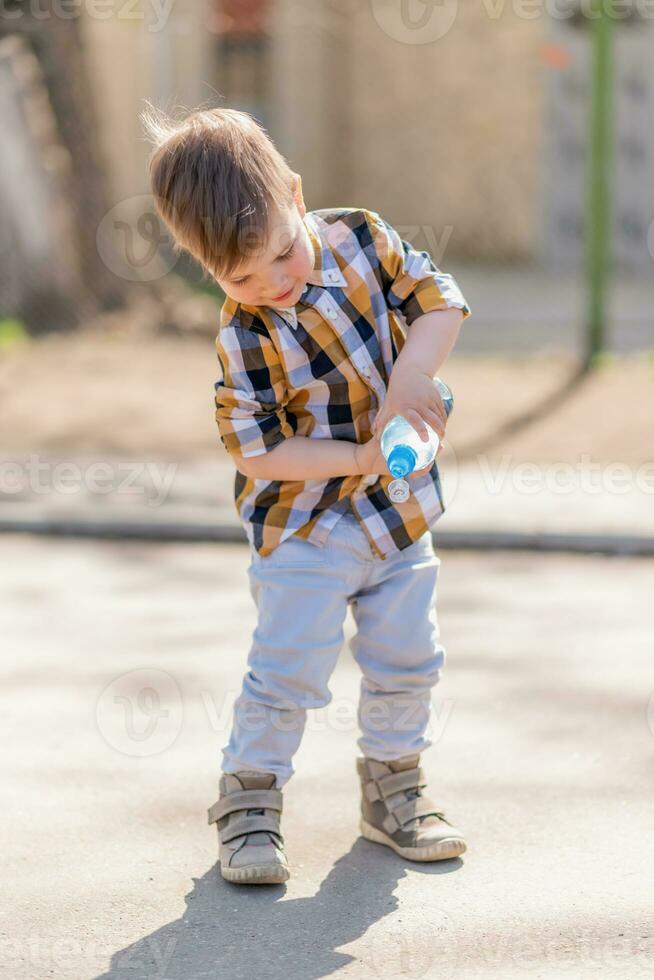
[1,534,653,980]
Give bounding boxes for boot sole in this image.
[221,862,290,885]
[360,818,467,862]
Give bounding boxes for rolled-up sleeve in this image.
[364,209,471,327]
[214,320,291,459]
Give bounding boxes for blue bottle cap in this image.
[387,445,417,478]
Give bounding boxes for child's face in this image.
[216,200,315,310]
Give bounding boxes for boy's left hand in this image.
[371,363,449,468]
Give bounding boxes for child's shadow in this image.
[95,839,462,979]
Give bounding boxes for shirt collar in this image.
[275,306,299,329]
[302,212,348,289]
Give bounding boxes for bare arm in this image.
[237,435,368,482]
[393,307,464,377]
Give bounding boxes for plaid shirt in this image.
[214,207,471,559]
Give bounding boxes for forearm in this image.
[395,307,464,377]
[239,435,362,482]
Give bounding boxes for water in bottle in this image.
[380,378,454,504]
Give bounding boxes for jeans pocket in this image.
[266,533,330,568]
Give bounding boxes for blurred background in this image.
[0,0,654,334]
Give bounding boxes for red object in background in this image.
[209,0,272,37]
[540,43,572,70]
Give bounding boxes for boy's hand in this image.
[354,429,433,480]
[354,431,390,478]
[371,363,449,451]
[354,418,442,480]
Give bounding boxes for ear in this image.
[293,173,306,216]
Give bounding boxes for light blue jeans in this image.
[221,506,445,788]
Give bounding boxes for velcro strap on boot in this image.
[382,796,444,834]
[219,814,282,844]
[364,767,426,802]
[207,788,283,825]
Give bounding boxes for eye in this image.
[230,242,296,287]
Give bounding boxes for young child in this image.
[143,105,471,885]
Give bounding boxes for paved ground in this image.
[2,534,653,980]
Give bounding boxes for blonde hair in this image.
[141,103,297,281]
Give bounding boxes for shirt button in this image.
[327,307,338,319]
[328,271,337,282]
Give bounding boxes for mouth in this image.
[269,285,295,304]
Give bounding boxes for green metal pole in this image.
[585,0,613,369]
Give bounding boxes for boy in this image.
[144,105,471,885]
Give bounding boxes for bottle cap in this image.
[387,445,417,478]
[387,478,410,503]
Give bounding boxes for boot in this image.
[208,771,290,884]
[357,754,466,861]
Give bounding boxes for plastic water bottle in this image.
[380,378,454,504]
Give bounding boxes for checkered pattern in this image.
[214,207,471,558]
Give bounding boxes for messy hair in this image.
[141,103,297,281]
